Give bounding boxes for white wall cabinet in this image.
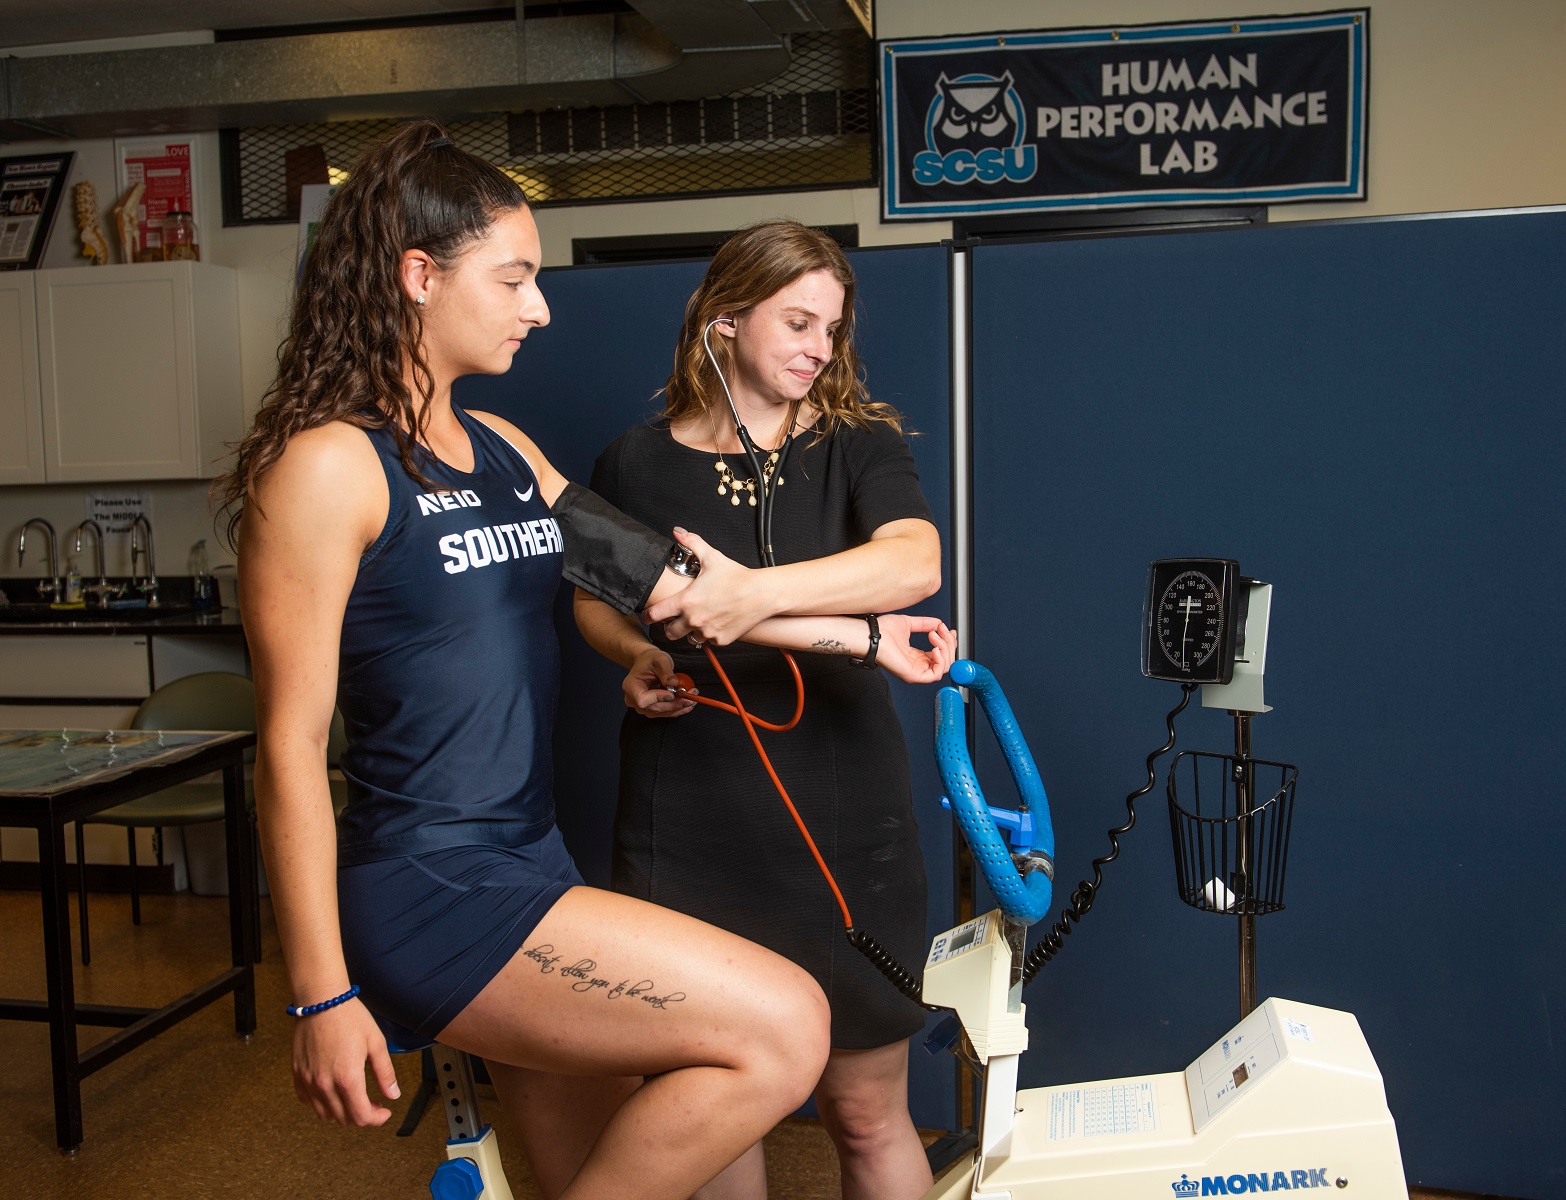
[0,272,46,484]
[21,261,242,483]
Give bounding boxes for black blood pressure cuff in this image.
[550,482,672,616]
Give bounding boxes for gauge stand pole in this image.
[1233,711,1257,1018]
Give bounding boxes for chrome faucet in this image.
[130,514,159,607]
[72,519,114,607]
[18,518,62,603]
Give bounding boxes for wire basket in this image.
[1168,751,1298,916]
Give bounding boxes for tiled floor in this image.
[0,886,1467,1199]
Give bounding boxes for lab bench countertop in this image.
[0,576,245,637]
[0,606,246,636]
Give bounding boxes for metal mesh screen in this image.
[228,29,872,222]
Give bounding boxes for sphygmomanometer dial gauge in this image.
[1141,559,1242,684]
[1159,572,1224,670]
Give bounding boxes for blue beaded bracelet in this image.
[286,983,360,1017]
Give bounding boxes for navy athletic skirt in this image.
[337,826,583,1039]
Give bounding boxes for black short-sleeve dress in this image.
[590,419,934,1049]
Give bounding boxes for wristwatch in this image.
[854,613,881,669]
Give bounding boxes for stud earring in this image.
[416,295,426,306]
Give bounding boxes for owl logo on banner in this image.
[914,71,1038,186]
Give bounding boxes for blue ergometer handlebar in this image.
[936,659,1056,927]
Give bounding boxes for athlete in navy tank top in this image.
[338,405,564,864]
[224,122,946,1198]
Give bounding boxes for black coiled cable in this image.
[847,927,946,1011]
[1020,683,1196,986]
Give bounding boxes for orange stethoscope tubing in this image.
[669,646,855,931]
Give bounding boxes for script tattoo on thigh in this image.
[521,944,686,1010]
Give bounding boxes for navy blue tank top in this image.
[336,405,563,866]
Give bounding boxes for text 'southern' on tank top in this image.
[336,405,563,866]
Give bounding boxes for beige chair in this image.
[73,672,347,965]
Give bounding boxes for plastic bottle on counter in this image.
[64,558,83,604]
[190,539,215,609]
[161,211,199,261]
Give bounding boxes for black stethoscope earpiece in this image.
[701,316,789,567]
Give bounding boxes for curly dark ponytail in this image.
[213,119,528,546]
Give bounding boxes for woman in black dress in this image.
[575,221,948,1200]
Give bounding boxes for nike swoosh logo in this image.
[514,484,534,502]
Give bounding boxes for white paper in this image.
[86,489,151,537]
[1047,1081,1159,1140]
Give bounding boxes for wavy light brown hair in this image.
[213,119,528,546]
[662,220,903,436]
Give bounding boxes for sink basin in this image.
[0,603,205,624]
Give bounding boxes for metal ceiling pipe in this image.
[0,0,869,140]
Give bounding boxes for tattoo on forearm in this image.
[812,637,850,655]
[521,944,686,1010]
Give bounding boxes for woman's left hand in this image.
[875,614,958,684]
[644,528,774,646]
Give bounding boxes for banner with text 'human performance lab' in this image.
[879,10,1368,220]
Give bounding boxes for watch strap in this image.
[856,613,881,670]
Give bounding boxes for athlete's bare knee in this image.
[743,963,830,1110]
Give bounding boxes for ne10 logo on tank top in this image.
[415,488,562,575]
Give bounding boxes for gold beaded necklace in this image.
[707,405,797,508]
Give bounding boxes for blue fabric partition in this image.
[455,245,957,1131]
[967,209,1566,1197]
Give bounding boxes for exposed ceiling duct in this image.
[0,1,871,141]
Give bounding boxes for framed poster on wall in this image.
[0,152,75,272]
[115,136,200,262]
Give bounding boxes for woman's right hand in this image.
[624,645,698,718]
[290,998,402,1126]
[644,529,773,646]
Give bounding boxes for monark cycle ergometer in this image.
[406,557,1409,1199]
[920,559,1407,1200]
